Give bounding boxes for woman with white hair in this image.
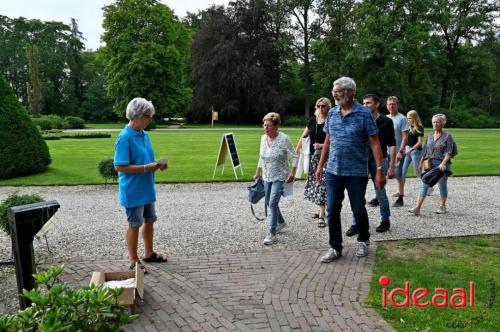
[296,97,331,227]
[409,114,458,216]
[114,97,168,273]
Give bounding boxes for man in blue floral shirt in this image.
[316,77,386,262]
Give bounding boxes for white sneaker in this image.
[321,248,342,263]
[263,234,276,245]
[408,207,421,216]
[435,205,447,214]
[355,241,369,257]
[391,192,400,197]
[277,222,287,233]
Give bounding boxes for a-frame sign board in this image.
[213,133,244,179]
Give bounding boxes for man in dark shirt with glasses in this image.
[346,94,396,235]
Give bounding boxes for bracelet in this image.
[143,164,146,172]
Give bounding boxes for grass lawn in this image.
[368,235,499,331]
[0,127,499,185]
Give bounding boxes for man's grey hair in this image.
[432,113,447,126]
[333,77,356,93]
[126,97,155,120]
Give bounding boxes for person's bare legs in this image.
[319,205,326,219]
[397,178,405,196]
[415,196,425,210]
[126,226,140,263]
[141,222,154,259]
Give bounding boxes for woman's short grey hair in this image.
[432,113,447,126]
[333,77,356,93]
[126,97,155,120]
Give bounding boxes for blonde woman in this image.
[296,97,331,227]
[254,112,298,245]
[401,110,424,181]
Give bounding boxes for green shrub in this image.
[0,194,44,235]
[283,114,308,127]
[0,76,51,179]
[0,265,137,331]
[61,132,111,139]
[430,107,496,128]
[63,116,85,129]
[31,117,55,131]
[98,159,118,182]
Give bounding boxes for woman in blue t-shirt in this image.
[114,98,169,274]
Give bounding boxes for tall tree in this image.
[430,0,499,107]
[286,0,323,118]
[189,0,289,123]
[101,0,191,118]
[26,44,42,116]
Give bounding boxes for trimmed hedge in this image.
[0,75,51,179]
[32,115,86,130]
[0,194,44,235]
[98,159,118,182]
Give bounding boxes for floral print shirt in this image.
[422,131,458,163]
[258,132,298,182]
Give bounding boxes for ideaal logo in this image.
[379,276,475,308]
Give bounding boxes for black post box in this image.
[8,200,60,309]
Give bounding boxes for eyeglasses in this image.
[263,124,275,128]
[316,104,328,108]
[331,88,345,95]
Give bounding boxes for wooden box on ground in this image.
[90,263,144,314]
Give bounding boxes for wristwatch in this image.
[399,150,405,154]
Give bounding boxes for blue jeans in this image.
[419,159,450,198]
[125,203,157,228]
[264,180,285,235]
[325,172,370,253]
[352,158,390,225]
[402,148,423,182]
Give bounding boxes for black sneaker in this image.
[367,198,379,207]
[376,221,390,233]
[345,225,358,237]
[392,195,404,207]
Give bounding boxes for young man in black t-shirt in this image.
[347,94,396,235]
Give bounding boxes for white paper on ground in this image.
[103,278,136,288]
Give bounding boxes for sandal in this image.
[318,217,326,228]
[130,261,148,274]
[143,252,168,263]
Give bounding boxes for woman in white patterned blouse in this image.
[254,112,298,245]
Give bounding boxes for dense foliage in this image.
[0,265,137,331]
[1,0,498,126]
[0,193,44,235]
[188,1,290,123]
[0,75,51,179]
[101,0,192,119]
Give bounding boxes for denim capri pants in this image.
[125,203,157,228]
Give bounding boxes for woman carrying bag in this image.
[254,112,298,245]
[408,114,458,216]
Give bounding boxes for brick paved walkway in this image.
[60,245,393,332]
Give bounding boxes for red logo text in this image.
[379,275,474,308]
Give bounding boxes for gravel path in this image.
[1,177,499,263]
